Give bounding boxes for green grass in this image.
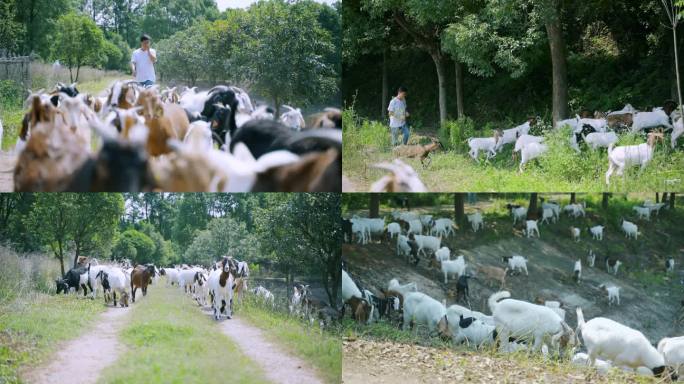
[343,108,684,192]
[238,297,342,384]
[0,294,106,383]
[98,284,269,384]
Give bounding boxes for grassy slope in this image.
[98,284,269,384]
[342,112,684,192]
[238,297,342,384]
[0,294,106,384]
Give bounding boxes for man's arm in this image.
[148,48,157,64]
[130,62,136,76]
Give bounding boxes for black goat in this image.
[56,266,90,296]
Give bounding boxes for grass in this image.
[0,292,106,383]
[98,284,269,384]
[238,296,342,384]
[342,108,684,192]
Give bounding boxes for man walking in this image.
[388,86,409,146]
[131,34,157,87]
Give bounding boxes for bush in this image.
[0,80,23,108]
[439,117,476,151]
[0,246,61,304]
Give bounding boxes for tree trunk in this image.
[75,65,81,83]
[369,194,380,218]
[656,193,660,203]
[381,48,388,119]
[430,51,448,126]
[57,241,65,277]
[671,193,677,209]
[527,193,539,220]
[663,193,670,204]
[455,61,465,119]
[570,193,576,204]
[602,193,610,209]
[72,243,80,268]
[672,25,684,122]
[545,1,569,125]
[454,193,464,224]
[69,67,74,83]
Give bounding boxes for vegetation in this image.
[0,247,106,384]
[98,284,269,384]
[240,296,342,383]
[343,108,684,192]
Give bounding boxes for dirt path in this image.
[209,310,322,384]
[0,151,16,192]
[21,305,132,384]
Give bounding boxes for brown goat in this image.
[306,108,341,129]
[136,89,190,156]
[477,265,508,289]
[130,264,155,303]
[607,113,633,131]
[393,140,444,168]
[14,96,90,191]
[251,148,340,192]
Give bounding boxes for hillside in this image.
[342,194,684,363]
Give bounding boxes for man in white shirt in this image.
[131,34,157,87]
[388,86,409,146]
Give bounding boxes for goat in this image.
[518,142,548,173]
[387,222,402,240]
[136,88,190,156]
[631,108,673,133]
[252,285,275,305]
[392,140,444,168]
[620,219,639,239]
[477,265,507,289]
[576,308,676,379]
[633,206,651,221]
[431,218,455,238]
[467,130,502,162]
[466,212,484,232]
[657,336,684,379]
[509,206,528,225]
[130,264,155,302]
[208,257,236,320]
[570,227,580,242]
[523,220,539,238]
[540,208,555,224]
[599,284,621,305]
[672,117,683,148]
[605,132,664,185]
[502,255,528,275]
[495,119,534,151]
[573,259,581,283]
[588,225,604,241]
[96,268,128,307]
[306,108,341,129]
[410,234,441,257]
[370,159,428,192]
[584,131,618,151]
[666,258,675,273]
[605,258,622,275]
[455,274,471,304]
[441,256,466,284]
[489,291,576,354]
[402,292,451,339]
[279,105,306,131]
[342,269,373,324]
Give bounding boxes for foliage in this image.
[184,217,258,266]
[154,22,212,86]
[113,229,155,265]
[51,12,108,82]
[139,0,219,42]
[0,0,25,53]
[438,117,476,151]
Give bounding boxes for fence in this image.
[0,54,31,88]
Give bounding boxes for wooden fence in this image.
[0,54,31,88]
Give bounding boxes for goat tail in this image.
[488,290,510,313]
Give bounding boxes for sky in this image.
[216,0,337,11]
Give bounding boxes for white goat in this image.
[633,206,651,221]
[541,202,561,221]
[387,278,418,298]
[511,206,528,225]
[524,220,539,238]
[489,291,575,353]
[370,159,428,193]
[672,117,683,148]
[563,203,586,218]
[631,108,673,133]
[576,308,669,377]
[571,352,613,375]
[441,256,466,284]
[666,258,675,273]
[495,120,532,151]
[599,284,621,306]
[540,208,556,224]
[514,134,544,153]
[657,336,684,378]
[466,212,484,232]
[253,285,275,305]
[279,105,305,131]
[589,225,604,241]
[387,222,402,239]
[397,234,411,259]
[518,142,548,173]
[402,292,451,338]
[412,235,441,257]
[545,301,566,321]
[434,246,450,264]
[446,304,495,326]
[605,132,663,185]
[620,219,639,240]
[407,219,423,236]
[573,259,582,283]
[503,255,529,275]
[587,249,596,267]
[467,133,500,162]
[584,131,618,150]
[451,315,497,347]
[556,116,579,131]
[207,266,234,320]
[431,218,455,238]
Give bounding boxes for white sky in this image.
[216,0,337,11]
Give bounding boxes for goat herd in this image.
[342,203,684,380]
[468,102,684,182]
[8,81,341,192]
[54,256,329,326]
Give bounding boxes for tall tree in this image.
[454,193,464,224]
[527,193,539,220]
[369,194,380,218]
[544,0,569,123]
[52,12,108,82]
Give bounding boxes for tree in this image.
[232,1,338,116]
[665,0,683,120]
[113,229,156,265]
[52,12,108,82]
[602,193,611,209]
[369,194,380,218]
[454,193,464,223]
[140,0,219,42]
[24,193,123,275]
[544,0,569,123]
[155,22,211,86]
[527,193,539,220]
[0,0,25,54]
[184,217,258,266]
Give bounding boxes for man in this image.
[131,34,157,87]
[388,86,409,146]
